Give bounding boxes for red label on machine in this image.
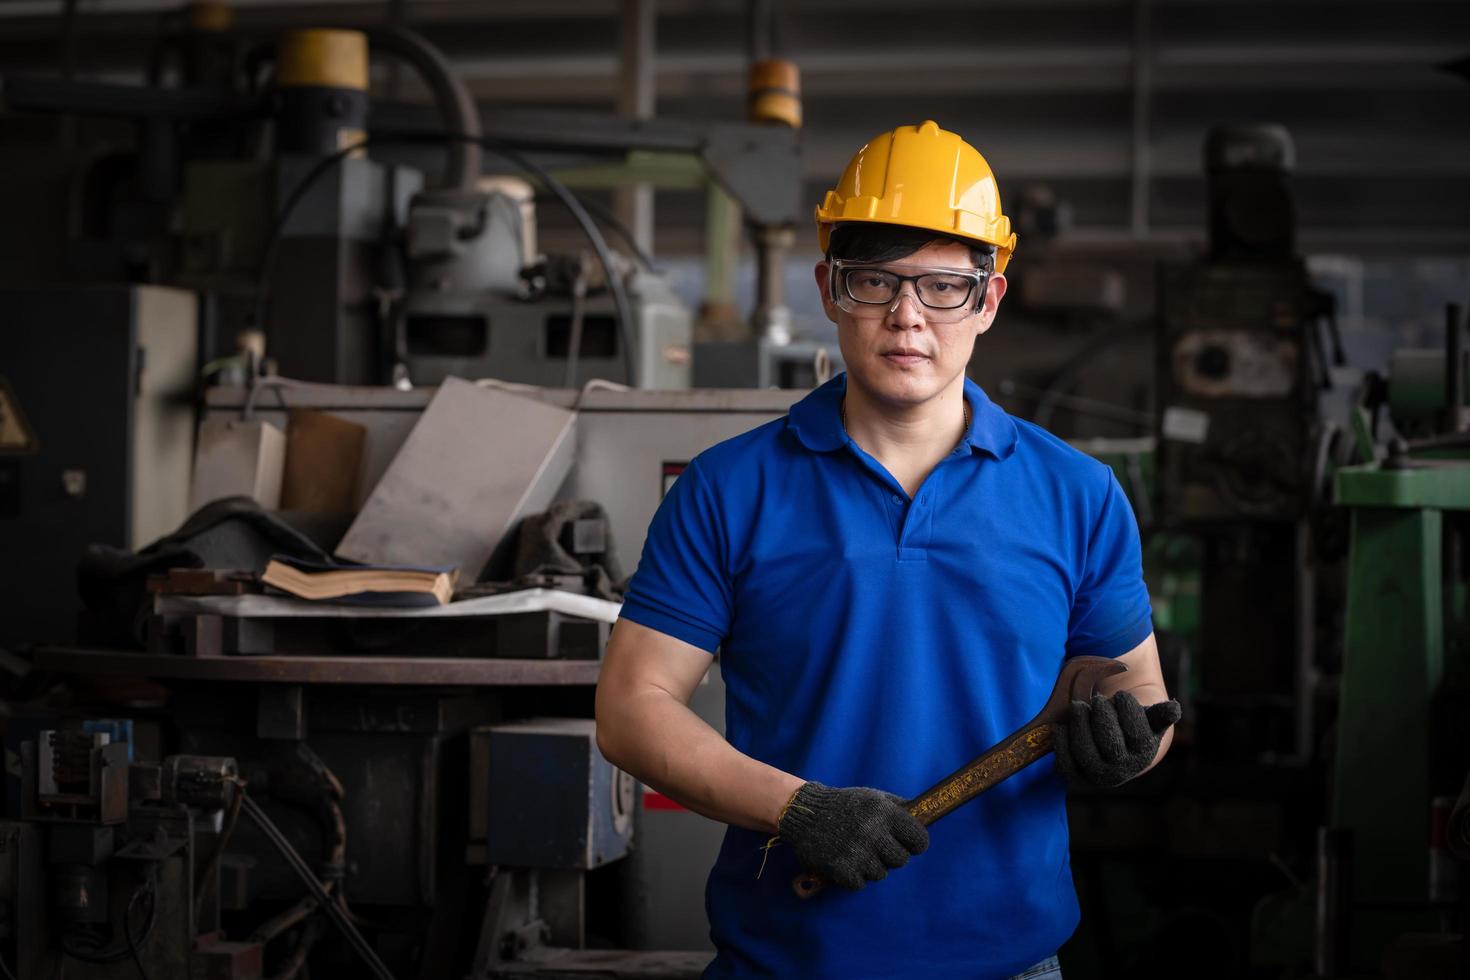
[643,787,688,812]
[661,461,687,499]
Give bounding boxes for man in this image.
[596,120,1180,979]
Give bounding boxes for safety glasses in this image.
[829,258,988,323]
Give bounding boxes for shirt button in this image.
[891,494,903,504]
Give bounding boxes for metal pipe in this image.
[383,0,407,101]
[57,0,80,145]
[1128,0,1152,237]
[753,223,793,345]
[1449,767,1470,862]
[1294,519,1315,763]
[747,0,774,64]
[614,0,655,257]
[1315,826,1353,979]
[1445,303,1464,434]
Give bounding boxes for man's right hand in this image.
[777,781,929,890]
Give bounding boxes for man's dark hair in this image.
[826,223,997,273]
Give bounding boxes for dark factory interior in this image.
[1,1,1469,977]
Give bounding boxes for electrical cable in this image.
[250,747,350,949]
[1033,318,1153,430]
[252,141,362,337]
[266,916,323,980]
[536,191,660,272]
[239,794,395,980]
[252,130,639,387]
[124,875,156,980]
[399,131,638,388]
[61,874,158,966]
[252,896,320,944]
[240,376,366,421]
[195,783,245,923]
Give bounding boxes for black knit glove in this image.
[1054,691,1181,789]
[776,782,929,890]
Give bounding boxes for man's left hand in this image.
[1054,691,1181,789]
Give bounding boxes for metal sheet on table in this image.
[154,588,621,623]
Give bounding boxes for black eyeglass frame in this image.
[827,258,991,316]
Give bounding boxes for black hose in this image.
[239,795,396,980]
[363,27,481,190]
[253,130,639,387]
[1033,318,1153,430]
[195,784,244,923]
[253,142,360,336]
[538,191,660,272]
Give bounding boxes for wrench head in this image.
[1038,655,1128,724]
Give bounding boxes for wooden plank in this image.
[280,407,367,512]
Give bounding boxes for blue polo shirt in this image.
[619,373,1152,980]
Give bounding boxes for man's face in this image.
[815,240,1008,413]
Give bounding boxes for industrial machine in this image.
[0,20,804,393]
[1,707,648,979]
[1322,304,1470,978]
[1156,125,1345,765]
[1158,125,1342,524]
[0,10,811,977]
[1060,124,1470,980]
[1,382,798,979]
[5,2,1464,976]
[1,720,250,979]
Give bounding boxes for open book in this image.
[261,555,459,607]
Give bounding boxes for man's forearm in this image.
[597,687,804,834]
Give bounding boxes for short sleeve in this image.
[618,459,733,653]
[1066,471,1153,658]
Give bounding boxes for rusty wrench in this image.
[792,655,1127,899]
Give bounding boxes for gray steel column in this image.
[1129,0,1152,237]
[615,0,656,257]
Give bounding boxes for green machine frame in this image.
[1332,458,1470,964]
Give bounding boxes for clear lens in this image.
[833,261,984,320]
[915,273,975,309]
[845,269,901,304]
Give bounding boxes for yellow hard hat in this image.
[815,120,1017,274]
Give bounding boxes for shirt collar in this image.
[786,373,1018,460]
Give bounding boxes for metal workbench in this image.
[33,647,601,686]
